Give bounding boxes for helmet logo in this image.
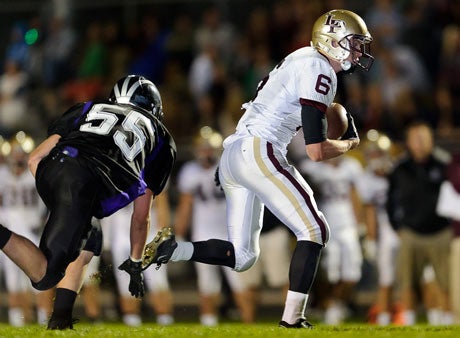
[325,14,345,33]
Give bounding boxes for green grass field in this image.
[1,323,459,338]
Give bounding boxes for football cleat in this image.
[141,226,177,270]
[279,318,313,329]
[47,315,79,330]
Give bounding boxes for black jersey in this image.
[47,100,176,218]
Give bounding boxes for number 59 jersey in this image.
[226,46,337,153]
[46,100,176,217]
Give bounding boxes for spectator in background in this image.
[5,21,30,70]
[188,42,219,103]
[0,59,29,136]
[63,21,107,102]
[386,121,452,325]
[193,6,235,65]
[239,207,291,323]
[300,155,364,325]
[42,16,76,88]
[365,0,404,48]
[128,14,168,85]
[102,193,174,327]
[174,127,252,326]
[436,24,460,134]
[165,13,195,73]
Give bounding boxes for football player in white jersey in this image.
[143,9,374,328]
[101,193,175,326]
[355,137,400,325]
[300,155,364,325]
[0,138,53,326]
[174,127,251,326]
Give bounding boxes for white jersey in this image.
[177,161,227,240]
[356,169,391,227]
[224,47,337,153]
[355,169,400,287]
[0,167,45,237]
[300,156,362,230]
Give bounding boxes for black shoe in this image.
[47,315,79,330]
[279,318,313,329]
[141,226,177,270]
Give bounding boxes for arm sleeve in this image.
[47,103,86,137]
[301,102,327,145]
[144,133,177,195]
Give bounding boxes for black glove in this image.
[214,166,222,191]
[341,112,359,140]
[118,258,145,298]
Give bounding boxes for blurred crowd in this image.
[1,0,460,327]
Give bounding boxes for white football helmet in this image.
[311,9,374,72]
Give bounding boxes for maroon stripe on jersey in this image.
[266,142,327,244]
[299,98,327,113]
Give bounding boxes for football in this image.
[326,102,348,139]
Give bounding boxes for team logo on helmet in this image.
[325,14,345,33]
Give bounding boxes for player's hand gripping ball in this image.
[326,102,349,139]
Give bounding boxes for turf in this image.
[0,323,459,338]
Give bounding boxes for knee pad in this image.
[82,220,103,256]
[31,266,65,291]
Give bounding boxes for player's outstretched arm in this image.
[130,190,153,261]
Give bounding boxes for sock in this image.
[0,224,12,249]
[123,314,141,326]
[37,307,49,325]
[191,239,235,268]
[200,314,218,326]
[52,288,77,318]
[281,290,308,324]
[377,311,391,325]
[157,314,174,325]
[289,241,322,293]
[402,310,416,325]
[427,308,442,325]
[8,307,25,327]
[170,241,194,262]
[442,311,453,325]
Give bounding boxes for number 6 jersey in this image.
[43,100,176,217]
[225,46,337,153]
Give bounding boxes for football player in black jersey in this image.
[0,75,176,326]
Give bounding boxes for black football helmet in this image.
[109,75,164,121]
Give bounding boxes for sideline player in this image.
[143,9,374,328]
[0,75,176,328]
[300,155,364,325]
[174,127,251,325]
[103,192,175,326]
[0,137,54,326]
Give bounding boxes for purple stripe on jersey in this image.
[73,101,93,126]
[299,98,327,113]
[140,137,164,181]
[145,137,164,164]
[99,180,147,217]
[266,142,327,244]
